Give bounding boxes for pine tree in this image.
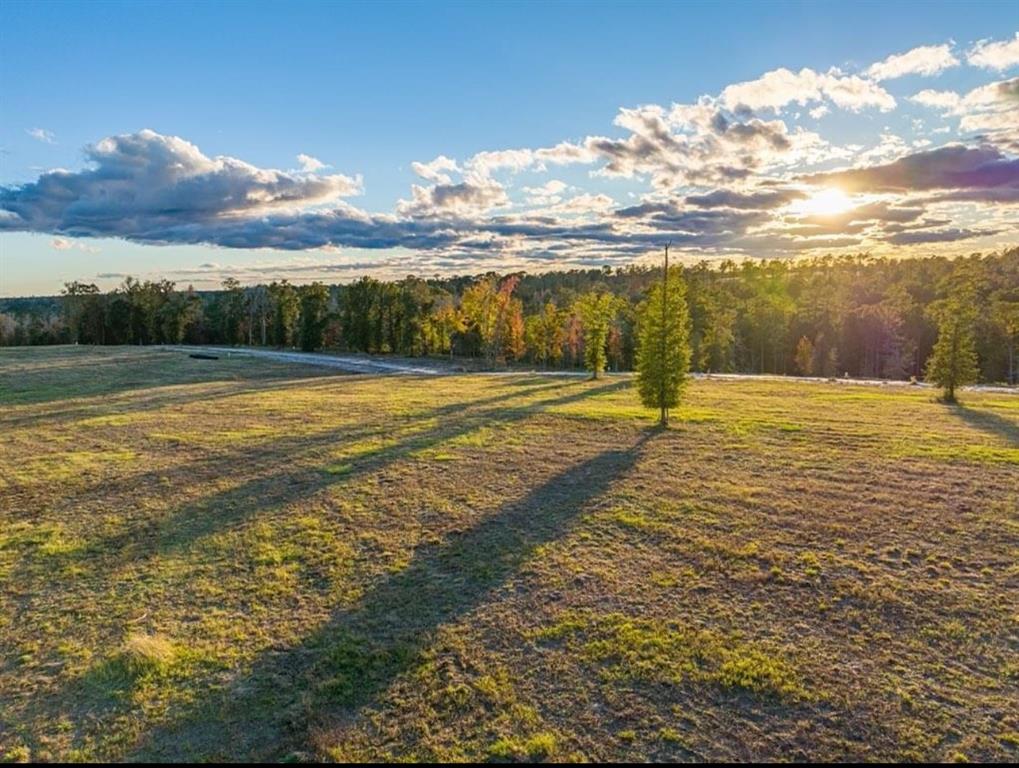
[636,252,691,426]
[925,292,979,403]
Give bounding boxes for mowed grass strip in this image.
[0,346,1016,762]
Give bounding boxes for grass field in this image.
[1,345,1017,762]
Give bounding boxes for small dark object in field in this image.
[189,353,219,360]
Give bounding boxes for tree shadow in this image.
[0,350,345,426]
[950,404,1019,447]
[133,428,654,760]
[8,376,639,760]
[45,377,585,565]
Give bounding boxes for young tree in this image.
[574,290,619,379]
[298,282,331,352]
[925,293,979,403]
[636,254,691,426]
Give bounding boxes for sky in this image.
[1,0,1017,297]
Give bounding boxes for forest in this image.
[1,248,1016,383]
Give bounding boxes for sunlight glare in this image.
[792,187,855,217]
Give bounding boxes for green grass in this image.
[1,345,1017,762]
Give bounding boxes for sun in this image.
[792,187,855,217]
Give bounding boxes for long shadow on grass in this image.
[9,378,633,758]
[54,377,585,564]
[950,403,1019,446]
[0,358,343,427]
[135,429,653,760]
[144,378,633,561]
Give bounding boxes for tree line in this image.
[1,248,1016,385]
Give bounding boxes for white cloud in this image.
[523,179,569,205]
[809,105,830,119]
[411,155,459,184]
[297,153,329,173]
[27,128,56,144]
[968,32,1019,71]
[52,237,100,253]
[720,67,896,112]
[909,89,962,110]
[866,44,959,80]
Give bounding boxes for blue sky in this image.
[1,0,1017,295]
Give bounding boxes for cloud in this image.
[684,188,807,210]
[956,78,1019,150]
[803,144,1019,199]
[883,227,999,245]
[26,128,56,144]
[866,44,959,80]
[397,179,510,217]
[411,155,460,184]
[1,129,363,238]
[523,179,569,206]
[583,102,830,189]
[719,67,896,112]
[297,153,329,172]
[52,237,100,253]
[967,32,1019,71]
[909,89,962,110]
[4,40,1019,273]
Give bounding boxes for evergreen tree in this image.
[636,262,691,426]
[925,292,979,402]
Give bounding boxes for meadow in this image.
[0,345,1017,762]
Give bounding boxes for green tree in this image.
[268,280,300,348]
[61,281,104,344]
[574,290,619,378]
[990,298,1019,385]
[636,265,691,425]
[427,299,464,357]
[219,277,245,345]
[298,282,331,352]
[925,293,979,403]
[525,300,565,368]
[158,285,202,344]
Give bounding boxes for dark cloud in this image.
[685,188,806,209]
[803,144,1019,198]
[883,227,1000,245]
[398,180,509,217]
